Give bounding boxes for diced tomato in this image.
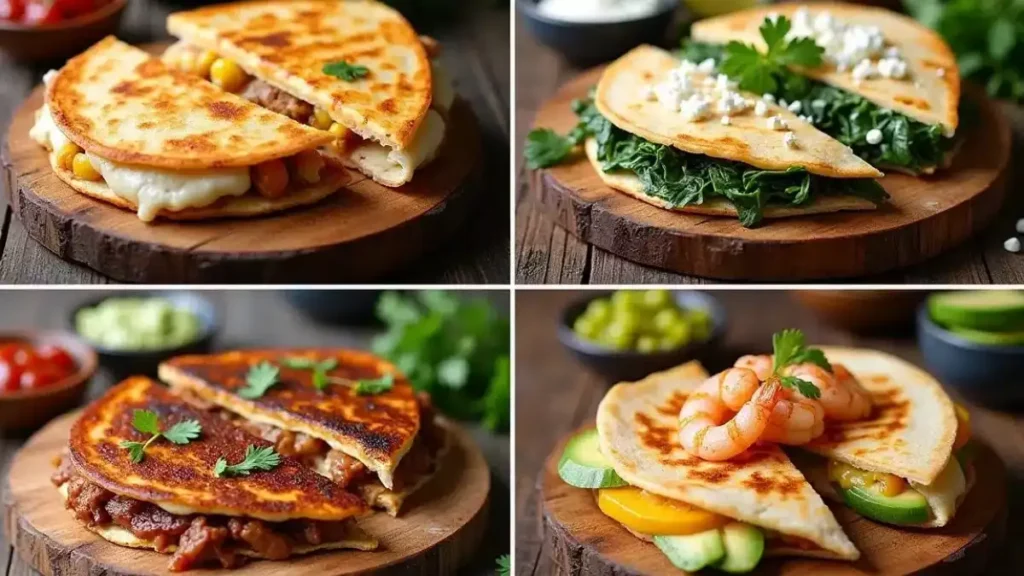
[35,343,75,371]
[23,1,62,25]
[20,367,62,390]
[53,0,93,18]
[0,0,26,21]
[0,359,23,392]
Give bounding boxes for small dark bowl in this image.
[0,0,127,63]
[0,330,97,431]
[558,291,727,384]
[917,304,1024,408]
[68,291,219,381]
[517,0,677,67]
[283,290,383,326]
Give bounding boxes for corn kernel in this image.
[72,153,101,181]
[292,150,324,185]
[310,108,334,130]
[196,51,218,79]
[210,58,249,93]
[328,122,349,138]
[55,142,82,170]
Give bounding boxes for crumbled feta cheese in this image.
[1016,219,1024,234]
[763,93,776,104]
[680,94,712,122]
[784,131,798,149]
[800,115,813,123]
[788,8,903,82]
[768,115,788,131]
[721,115,731,126]
[697,58,716,74]
[655,82,683,110]
[884,46,901,58]
[703,76,716,87]
[788,100,802,113]
[1005,237,1021,253]
[811,99,826,110]
[754,100,769,117]
[877,57,908,79]
[716,90,748,115]
[866,128,883,145]
[852,58,876,82]
[779,99,788,109]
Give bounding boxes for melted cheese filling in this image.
[348,109,446,187]
[911,458,966,526]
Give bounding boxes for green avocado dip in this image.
[75,297,201,351]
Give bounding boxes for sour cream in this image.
[535,0,664,23]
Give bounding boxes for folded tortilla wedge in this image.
[585,45,885,225]
[30,37,346,223]
[53,377,376,572]
[691,2,960,173]
[596,361,860,563]
[796,347,972,528]
[159,349,447,517]
[165,0,455,188]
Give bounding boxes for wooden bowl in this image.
[792,290,924,333]
[0,0,127,63]
[0,331,96,432]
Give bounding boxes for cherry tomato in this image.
[0,0,26,21]
[20,367,61,390]
[23,1,62,25]
[35,344,75,371]
[0,359,23,393]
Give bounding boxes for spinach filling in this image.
[682,41,955,173]
[569,96,887,228]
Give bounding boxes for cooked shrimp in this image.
[679,378,783,461]
[785,363,872,422]
[762,389,826,445]
[734,354,773,381]
[702,368,762,412]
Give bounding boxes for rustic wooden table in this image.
[0,1,510,285]
[514,13,1024,285]
[0,290,511,576]
[514,290,1024,575]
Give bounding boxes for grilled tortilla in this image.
[597,361,860,560]
[166,0,453,188]
[30,37,344,222]
[691,3,959,137]
[159,349,446,516]
[56,377,376,570]
[796,347,967,528]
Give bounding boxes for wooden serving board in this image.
[2,411,490,575]
[540,430,1007,575]
[529,67,1011,281]
[1,44,481,284]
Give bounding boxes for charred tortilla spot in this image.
[134,59,165,79]
[378,99,398,114]
[165,135,217,154]
[895,95,931,110]
[636,412,679,456]
[741,471,804,496]
[655,392,688,417]
[111,81,150,97]
[250,32,292,48]
[207,101,249,121]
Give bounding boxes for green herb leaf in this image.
[791,348,833,373]
[121,410,202,463]
[496,554,511,576]
[989,19,1017,60]
[214,445,281,478]
[525,128,576,169]
[772,329,807,372]
[239,362,280,399]
[312,369,330,391]
[119,440,147,464]
[720,15,822,95]
[282,357,318,370]
[437,356,470,389]
[132,409,160,435]
[162,420,203,445]
[322,61,369,81]
[284,357,339,392]
[355,373,395,396]
[779,375,823,400]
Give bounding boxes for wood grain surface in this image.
[529,68,1009,281]
[0,3,510,285]
[514,291,1024,576]
[0,290,511,576]
[541,427,1005,575]
[3,411,489,576]
[514,11,1024,285]
[3,60,480,284]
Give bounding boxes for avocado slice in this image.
[929,291,1024,332]
[837,484,930,526]
[715,523,765,573]
[557,428,627,489]
[654,530,725,572]
[949,326,1024,346]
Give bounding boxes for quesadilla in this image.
[164,0,456,188]
[52,377,377,572]
[29,37,346,223]
[159,349,447,517]
[689,3,960,174]
[793,347,974,528]
[559,362,859,573]
[531,45,887,228]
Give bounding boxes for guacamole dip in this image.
[76,297,201,351]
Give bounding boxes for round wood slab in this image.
[1,44,481,283]
[2,411,490,575]
[530,67,1010,280]
[540,430,1007,575]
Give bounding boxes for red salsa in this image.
[1,0,112,26]
[0,341,76,393]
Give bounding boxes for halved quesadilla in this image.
[52,377,377,572]
[164,0,455,188]
[566,362,860,573]
[689,3,960,174]
[794,347,973,528]
[529,45,887,227]
[30,37,346,223]
[159,349,447,517]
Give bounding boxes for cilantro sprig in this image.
[119,409,202,464]
[496,554,511,576]
[770,329,830,399]
[323,61,369,82]
[283,356,339,392]
[355,373,395,396]
[238,362,280,399]
[720,15,824,95]
[214,445,281,478]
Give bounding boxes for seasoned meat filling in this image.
[239,79,313,123]
[51,456,355,571]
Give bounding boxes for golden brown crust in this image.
[68,377,367,522]
[48,37,333,170]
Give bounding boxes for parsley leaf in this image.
[772,328,807,372]
[119,409,202,464]
[770,328,833,398]
[720,15,823,95]
[239,362,280,399]
[780,375,823,400]
[496,554,511,576]
[284,356,340,392]
[214,445,281,478]
[525,129,576,169]
[355,373,395,396]
[322,61,369,81]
